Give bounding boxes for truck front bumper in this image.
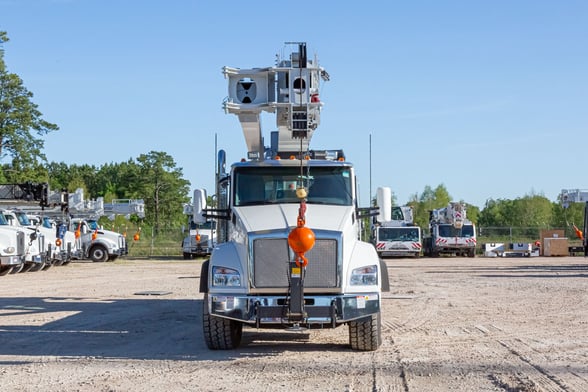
[208,293,380,327]
[0,256,22,266]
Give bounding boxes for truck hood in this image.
[235,204,355,233]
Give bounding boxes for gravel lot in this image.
[0,256,587,391]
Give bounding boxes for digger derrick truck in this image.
[423,202,477,257]
[373,187,422,257]
[198,43,388,351]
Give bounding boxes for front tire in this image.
[0,265,12,276]
[202,293,243,349]
[89,245,109,262]
[349,313,382,351]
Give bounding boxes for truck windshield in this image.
[378,227,420,242]
[190,221,215,230]
[0,214,9,225]
[234,166,353,206]
[16,212,31,226]
[438,224,475,238]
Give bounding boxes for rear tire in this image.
[349,313,382,351]
[202,293,243,349]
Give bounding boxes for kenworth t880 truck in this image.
[198,43,388,351]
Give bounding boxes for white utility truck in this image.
[182,189,215,259]
[0,184,130,263]
[373,187,422,257]
[0,183,51,272]
[423,202,477,257]
[198,43,388,351]
[0,214,27,275]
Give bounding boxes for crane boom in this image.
[223,42,328,160]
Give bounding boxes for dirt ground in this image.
[0,256,587,392]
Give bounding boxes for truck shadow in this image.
[0,297,351,362]
[420,263,588,279]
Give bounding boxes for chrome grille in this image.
[252,238,338,288]
[17,231,25,255]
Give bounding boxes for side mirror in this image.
[192,189,207,224]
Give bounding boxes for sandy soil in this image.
[0,256,587,392]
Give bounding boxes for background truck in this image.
[198,42,388,351]
[0,215,26,276]
[0,183,132,263]
[3,208,74,267]
[58,188,132,262]
[69,217,127,262]
[0,183,51,272]
[373,186,422,257]
[423,201,477,257]
[181,189,216,259]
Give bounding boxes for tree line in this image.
[402,184,585,237]
[1,31,192,232]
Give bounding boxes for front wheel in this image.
[202,293,243,349]
[89,245,109,262]
[349,313,382,351]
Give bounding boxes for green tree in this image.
[480,194,553,228]
[409,184,453,229]
[0,31,58,172]
[135,151,190,231]
[552,202,586,239]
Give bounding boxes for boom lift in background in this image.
[423,202,477,257]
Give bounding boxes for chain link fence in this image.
[104,225,186,258]
[477,226,583,247]
[107,224,584,259]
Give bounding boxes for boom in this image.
[223,42,329,159]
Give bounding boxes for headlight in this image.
[4,246,16,254]
[350,265,378,286]
[212,266,241,287]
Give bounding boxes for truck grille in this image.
[17,231,25,255]
[252,237,338,288]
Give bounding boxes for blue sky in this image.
[1,0,586,208]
